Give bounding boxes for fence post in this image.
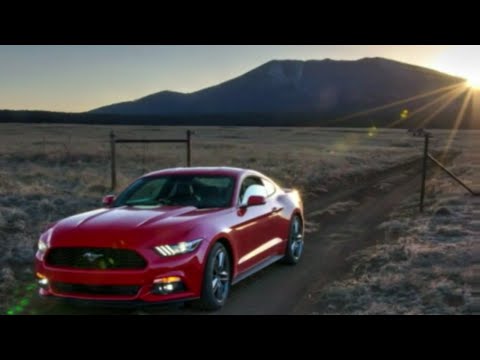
[110,130,116,191]
[187,130,192,167]
[420,133,430,212]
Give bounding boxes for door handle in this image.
[272,207,282,214]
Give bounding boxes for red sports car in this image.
[35,167,304,310]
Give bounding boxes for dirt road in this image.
[33,160,422,315]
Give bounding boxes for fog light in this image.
[154,276,181,284]
[152,277,185,295]
[36,273,49,288]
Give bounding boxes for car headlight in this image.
[38,228,53,252]
[154,238,203,257]
[38,239,48,252]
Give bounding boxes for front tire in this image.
[282,215,304,265]
[196,242,231,311]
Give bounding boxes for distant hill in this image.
[91,58,466,117]
[1,57,478,128]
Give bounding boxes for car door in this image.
[232,176,273,273]
[261,177,285,253]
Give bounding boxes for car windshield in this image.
[114,175,235,209]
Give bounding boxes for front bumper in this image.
[35,250,204,303]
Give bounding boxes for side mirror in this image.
[102,195,116,207]
[246,195,266,207]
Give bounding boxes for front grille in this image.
[52,282,140,296]
[45,247,147,270]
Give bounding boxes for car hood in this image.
[49,205,228,248]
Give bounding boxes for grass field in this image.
[308,131,480,314]
[0,123,477,314]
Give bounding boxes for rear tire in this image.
[196,242,231,311]
[281,215,304,265]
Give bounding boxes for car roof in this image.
[144,167,262,178]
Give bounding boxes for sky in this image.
[1,45,479,112]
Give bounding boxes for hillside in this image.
[91,58,465,117]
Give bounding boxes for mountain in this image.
[91,58,465,116]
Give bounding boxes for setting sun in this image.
[466,77,480,89]
[432,45,480,89]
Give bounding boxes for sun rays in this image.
[441,88,474,159]
[417,86,469,129]
[467,79,480,89]
[329,80,478,157]
[333,81,477,131]
[433,45,480,91]
[335,82,466,123]
[385,85,466,130]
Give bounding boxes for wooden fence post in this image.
[187,130,192,167]
[110,130,116,191]
[420,133,430,212]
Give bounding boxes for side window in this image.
[239,176,265,205]
[262,178,276,197]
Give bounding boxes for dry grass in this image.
[309,200,360,217]
[0,123,477,314]
[310,132,480,314]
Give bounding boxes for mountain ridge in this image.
[91,57,465,116]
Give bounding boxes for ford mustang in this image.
[35,167,304,310]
